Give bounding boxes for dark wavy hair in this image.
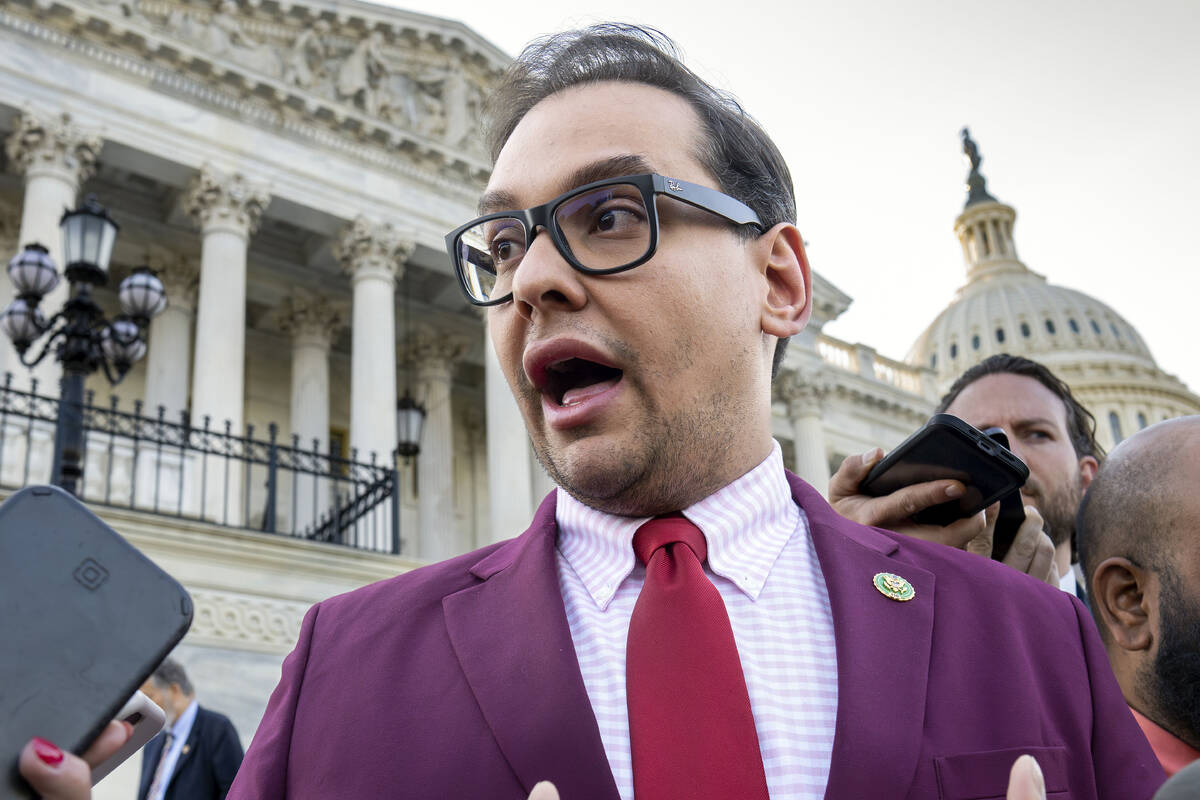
[935,354,1104,461]
[483,23,798,377]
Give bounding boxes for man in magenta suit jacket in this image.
[225,23,1162,800]
[230,476,1161,799]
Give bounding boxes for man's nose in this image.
[510,228,588,320]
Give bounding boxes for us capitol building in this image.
[0,0,1196,794]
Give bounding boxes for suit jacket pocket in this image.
[935,745,1069,800]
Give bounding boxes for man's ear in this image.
[1078,455,1099,492]
[759,223,811,338]
[1091,557,1154,652]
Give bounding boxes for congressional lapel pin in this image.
[182,745,191,755]
[873,572,915,602]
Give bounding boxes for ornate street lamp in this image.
[396,390,425,459]
[396,259,425,461]
[0,196,167,495]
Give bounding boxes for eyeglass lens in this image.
[455,183,652,303]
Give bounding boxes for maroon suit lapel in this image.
[788,474,935,799]
[443,492,620,800]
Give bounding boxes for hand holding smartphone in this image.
[859,414,1029,557]
[1,486,192,799]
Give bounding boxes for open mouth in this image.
[543,357,624,407]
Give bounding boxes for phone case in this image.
[1,485,193,799]
[90,691,166,784]
[860,414,1029,526]
[982,427,1028,561]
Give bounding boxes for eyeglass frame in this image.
[444,172,764,307]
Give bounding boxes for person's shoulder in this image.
[195,705,236,729]
[320,539,509,611]
[870,524,1081,618]
[792,473,1070,611]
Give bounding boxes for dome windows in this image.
[1090,319,1101,335]
[1137,412,1148,430]
[1020,322,1031,338]
[972,334,981,350]
[930,353,937,369]
[1045,319,1056,335]
[1110,322,1121,339]
[1109,411,1124,445]
[950,343,958,359]
[995,328,1006,343]
[1068,318,1080,333]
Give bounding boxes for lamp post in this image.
[395,390,425,461]
[0,196,166,495]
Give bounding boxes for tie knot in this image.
[632,513,707,566]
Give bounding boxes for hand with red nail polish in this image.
[18,721,132,800]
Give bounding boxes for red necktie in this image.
[626,514,769,799]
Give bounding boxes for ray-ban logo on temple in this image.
[667,179,683,192]
[74,557,109,591]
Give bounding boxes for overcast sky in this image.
[384,0,1200,393]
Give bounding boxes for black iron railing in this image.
[0,373,403,553]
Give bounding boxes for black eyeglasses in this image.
[444,173,763,306]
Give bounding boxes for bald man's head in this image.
[1078,416,1200,587]
[1077,414,1200,753]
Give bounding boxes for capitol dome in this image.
[907,130,1199,450]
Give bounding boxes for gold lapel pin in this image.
[182,745,191,755]
[873,572,915,602]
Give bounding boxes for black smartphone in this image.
[860,413,1029,527]
[982,427,1027,561]
[1,485,193,799]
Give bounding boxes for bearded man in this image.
[832,354,1102,596]
[1078,416,1200,777]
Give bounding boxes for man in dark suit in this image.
[137,659,242,800]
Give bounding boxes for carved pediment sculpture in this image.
[283,19,331,91]
[167,0,283,79]
[12,0,503,182]
[93,0,497,154]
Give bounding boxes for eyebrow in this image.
[476,154,657,215]
[977,417,1060,433]
[1013,417,1061,430]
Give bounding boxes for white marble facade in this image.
[1,2,1196,798]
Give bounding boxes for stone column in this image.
[135,248,198,512]
[3,111,101,485]
[184,165,269,523]
[462,407,489,551]
[4,110,101,389]
[142,247,198,420]
[484,323,535,543]
[334,217,412,466]
[408,329,467,560]
[0,206,21,486]
[273,289,346,533]
[778,369,830,495]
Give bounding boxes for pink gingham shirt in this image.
[555,442,838,799]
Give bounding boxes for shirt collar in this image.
[1058,567,1077,596]
[1130,706,1200,777]
[556,441,799,609]
[170,699,199,742]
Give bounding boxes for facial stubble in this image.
[527,344,761,517]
